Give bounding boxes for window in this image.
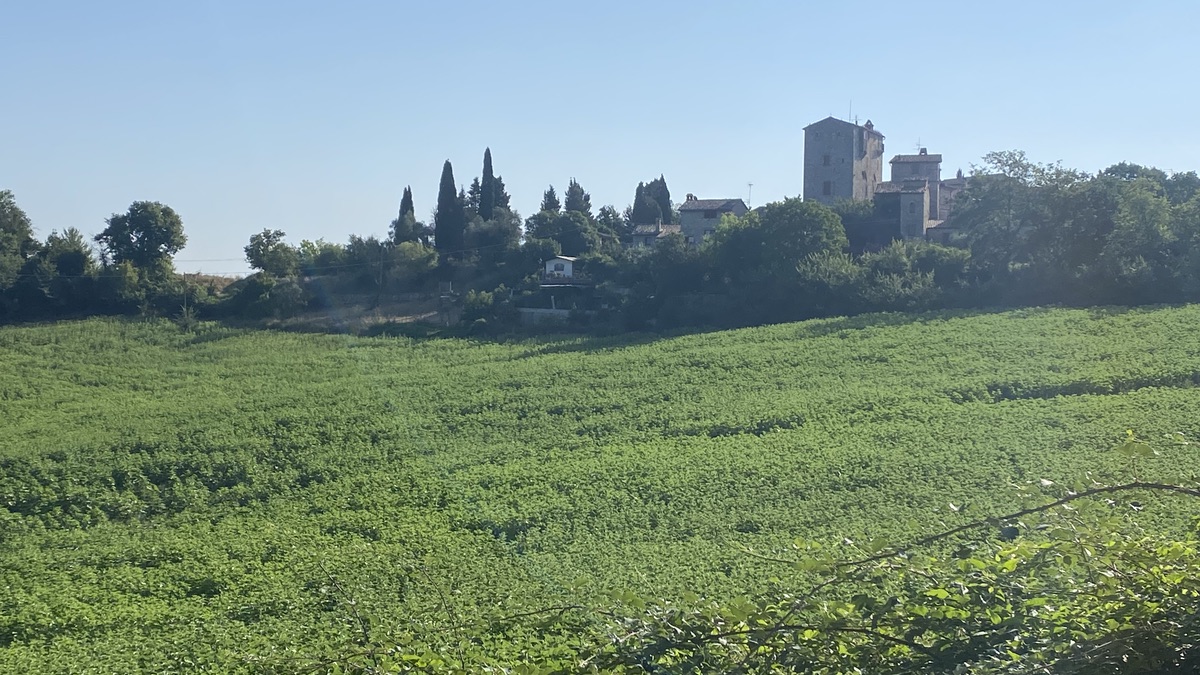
[553,262,565,272]
[911,165,920,175]
[823,181,832,196]
[908,203,916,215]
[861,171,867,180]
[703,210,718,219]
[822,154,831,166]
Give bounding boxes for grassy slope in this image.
[2,306,1200,671]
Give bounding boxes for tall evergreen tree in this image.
[467,177,483,213]
[399,186,415,221]
[390,186,420,245]
[564,178,593,218]
[434,160,466,254]
[541,185,561,213]
[494,176,511,210]
[645,175,674,224]
[480,148,496,220]
[630,182,663,225]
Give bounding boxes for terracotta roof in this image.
[891,153,943,164]
[678,198,747,212]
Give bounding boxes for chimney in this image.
[919,147,928,155]
[686,193,696,201]
[956,168,963,179]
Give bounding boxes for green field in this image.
[3,307,1200,672]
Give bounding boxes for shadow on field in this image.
[188,326,252,345]
[786,309,981,338]
[197,304,1160,355]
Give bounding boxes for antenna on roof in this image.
[848,100,852,123]
[915,137,923,152]
[747,183,754,207]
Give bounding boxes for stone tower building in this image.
[889,148,943,219]
[802,117,885,205]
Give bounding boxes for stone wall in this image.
[899,187,930,239]
[804,118,884,205]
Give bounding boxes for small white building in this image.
[543,256,578,279]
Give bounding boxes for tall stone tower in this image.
[803,117,885,205]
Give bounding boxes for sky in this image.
[4,1,1198,275]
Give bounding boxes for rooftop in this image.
[891,153,943,164]
[678,197,747,212]
[802,116,885,138]
[630,222,682,237]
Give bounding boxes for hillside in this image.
[2,307,1200,671]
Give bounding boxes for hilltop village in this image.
[629,116,968,253]
[7,112,1200,333]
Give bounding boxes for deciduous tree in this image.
[245,229,300,277]
[94,201,186,277]
[0,190,36,290]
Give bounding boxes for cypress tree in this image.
[434,160,465,254]
[646,175,673,224]
[480,148,496,220]
[390,186,419,244]
[630,182,663,225]
[399,186,415,221]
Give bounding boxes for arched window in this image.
[908,203,916,215]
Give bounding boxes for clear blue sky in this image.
[4,1,1197,274]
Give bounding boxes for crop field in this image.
[3,306,1200,671]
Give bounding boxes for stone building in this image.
[628,221,681,248]
[871,148,970,241]
[677,194,749,245]
[890,149,943,219]
[802,117,885,205]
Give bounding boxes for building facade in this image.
[890,149,943,219]
[628,221,681,248]
[802,117,885,205]
[678,195,749,245]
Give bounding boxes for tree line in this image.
[3,149,1200,330]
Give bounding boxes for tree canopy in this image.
[93,201,186,275]
[0,190,36,289]
[708,197,848,281]
[244,229,300,277]
[564,178,592,218]
[540,185,561,213]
